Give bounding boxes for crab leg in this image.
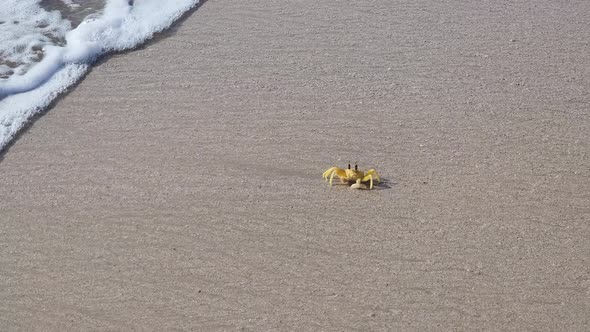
[322,167,338,180]
[329,171,337,186]
[365,169,380,182]
[329,168,347,186]
[361,173,379,189]
[368,175,375,189]
[364,169,380,187]
[323,167,347,186]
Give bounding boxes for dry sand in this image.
[1,0,589,330]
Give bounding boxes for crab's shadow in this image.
[374,178,395,190]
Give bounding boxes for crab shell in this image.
[322,165,380,189]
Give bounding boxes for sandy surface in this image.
[1,0,590,330]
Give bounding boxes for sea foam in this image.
[0,0,198,151]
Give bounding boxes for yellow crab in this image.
[322,163,380,189]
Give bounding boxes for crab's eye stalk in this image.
[348,163,351,169]
[355,164,358,171]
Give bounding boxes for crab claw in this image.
[350,179,368,190]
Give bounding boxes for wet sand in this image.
[1,0,589,330]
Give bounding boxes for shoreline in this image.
[1,0,589,329]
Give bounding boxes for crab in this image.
[322,163,380,189]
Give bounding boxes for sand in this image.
[1,0,589,330]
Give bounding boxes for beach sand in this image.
[1,0,589,330]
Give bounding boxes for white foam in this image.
[0,0,199,151]
[0,0,71,79]
[0,63,87,149]
[60,0,81,9]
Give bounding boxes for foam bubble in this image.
[0,0,199,151]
